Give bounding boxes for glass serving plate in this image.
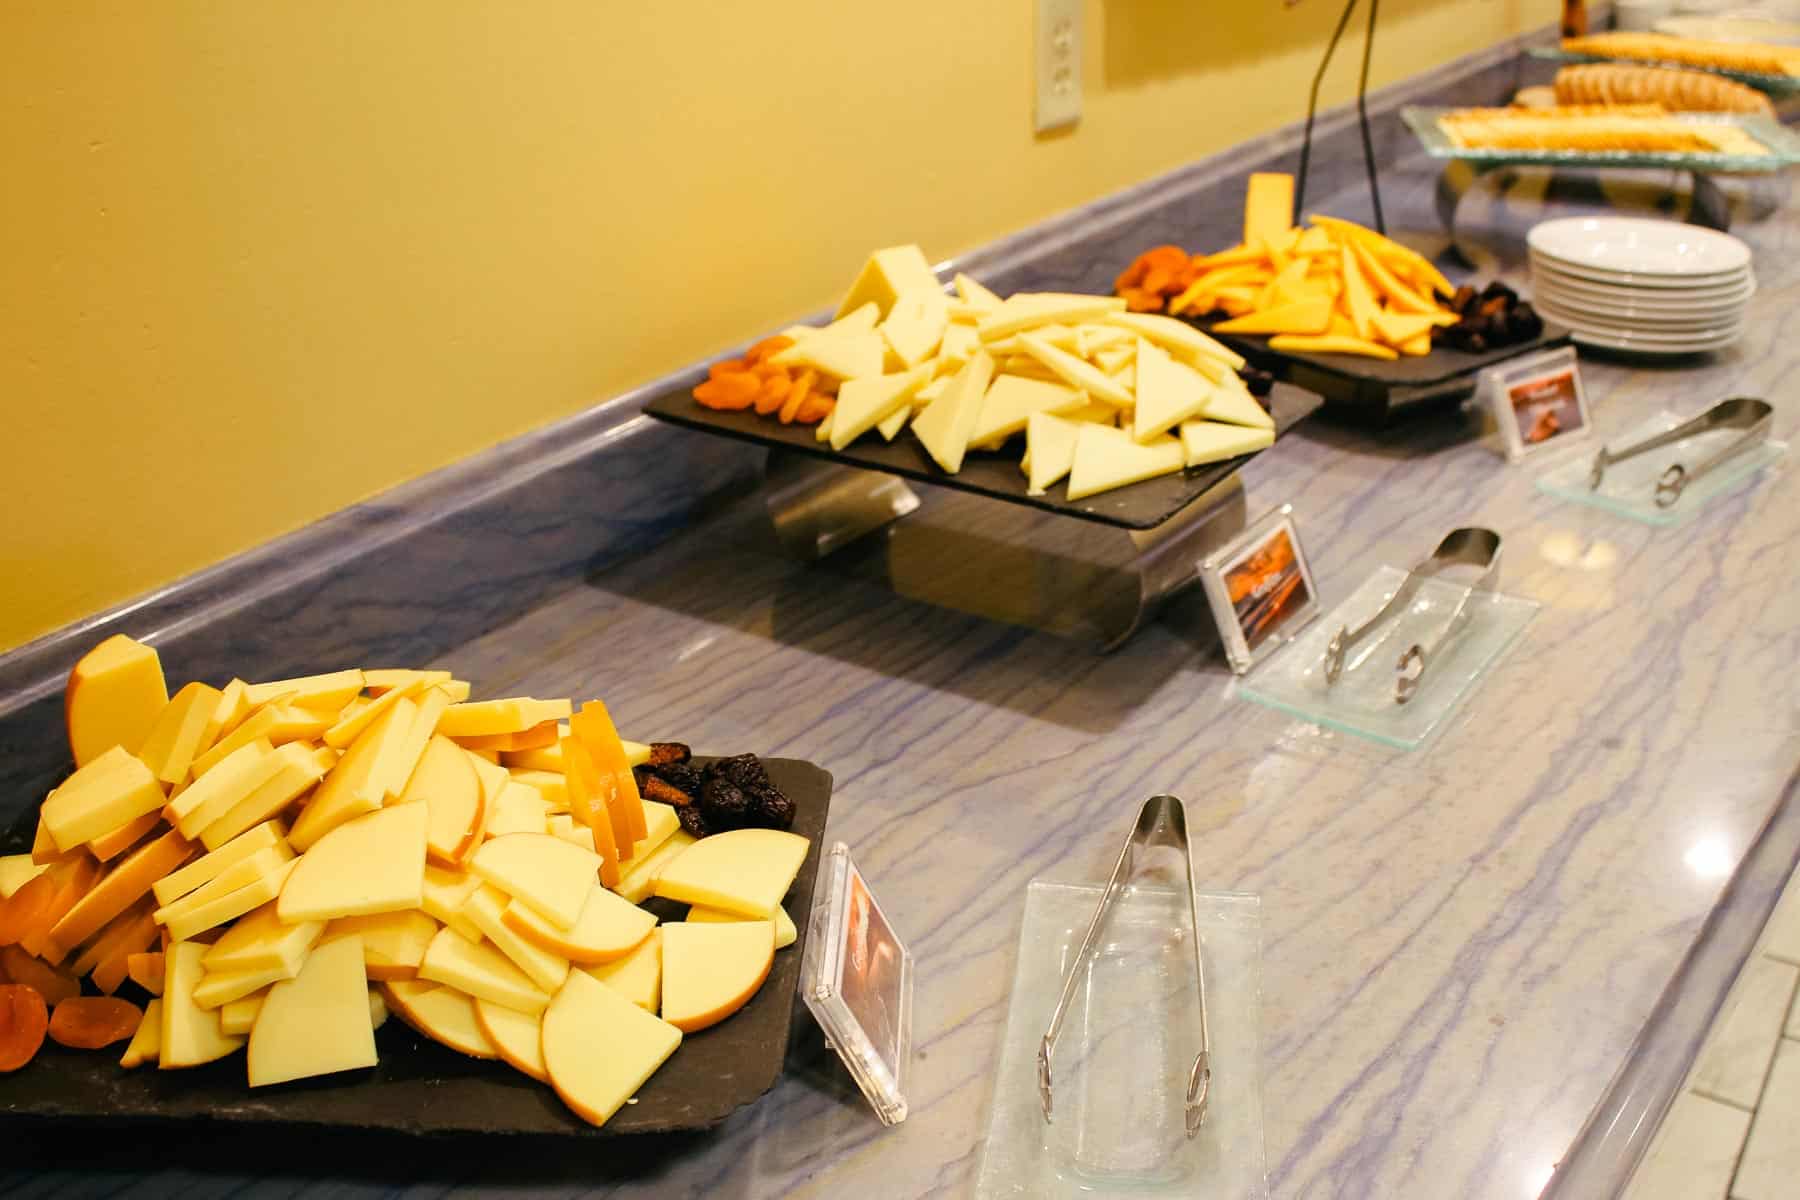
[1238,566,1539,751]
[975,881,1267,1200]
[1401,105,1800,172]
[1527,45,1800,97]
[1535,409,1787,526]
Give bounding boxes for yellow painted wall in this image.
[0,0,1550,652]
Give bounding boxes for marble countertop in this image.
[8,88,1800,1200]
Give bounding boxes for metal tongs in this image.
[1038,795,1211,1137]
[1589,398,1773,509]
[1323,527,1502,705]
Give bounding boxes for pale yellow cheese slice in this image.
[244,669,364,712]
[507,767,568,810]
[247,933,377,1087]
[322,676,427,749]
[542,969,683,1127]
[630,801,681,862]
[835,244,939,319]
[505,883,657,966]
[771,329,884,381]
[384,979,498,1059]
[880,286,949,367]
[687,903,798,950]
[323,907,440,979]
[156,845,291,923]
[469,832,600,931]
[361,669,452,695]
[585,927,662,1011]
[654,828,809,918]
[1025,411,1082,495]
[41,746,166,853]
[218,993,264,1038]
[0,854,49,899]
[1199,373,1276,431]
[1181,420,1275,467]
[419,864,484,941]
[977,293,1127,341]
[953,271,1001,310]
[120,997,164,1068]
[191,705,330,777]
[910,349,995,475]
[203,900,324,974]
[137,682,222,786]
[937,322,980,369]
[1132,338,1217,444]
[1017,334,1135,407]
[380,685,454,802]
[875,405,911,442]
[660,920,775,1033]
[164,859,298,943]
[279,801,428,923]
[969,373,1085,447]
[417,926,551,1014]
[1102,311,1244,371]
[437,697,571,739]
[169,738,286,839]
[830,366,930,451]
[613,831,696,905]
[199,742,329,851]
[814,407,835,444]
[193,960,297,1011]
[1066,424,1186,502]
[155,821,287,906]
[288,698,416,851]
[461,883,572,993]
[474,997,548,1082]
[161,940,246,1068]
[485,779,550,837]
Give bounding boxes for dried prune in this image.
[677,804,710,839]
[701,777,755,831]
[652,761,704,798]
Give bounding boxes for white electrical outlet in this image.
[1035,0,1082,133]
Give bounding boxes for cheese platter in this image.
[0,641,832,1137]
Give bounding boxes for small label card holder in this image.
[1482,346,1593,463]
[801,842,914,1126]
[1198,504,1322,675]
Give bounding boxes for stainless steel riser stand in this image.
[760,449,1248,650]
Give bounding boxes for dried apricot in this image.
[1122,287,1165,313]
[0,984,48,1072]
[1144,244,1189,271]
[707,358,749,380]
[778,369,815,425]
[0,872,56,947]
[753,374,791,415]
[1142,266,1175,294]
[0,946,79,1006]
[744,335,794,365]
[693,373,758,411]
[127,951,164,996]
[794,394,835,425]
[1114,257,1149,292]
[48,996,142,1050]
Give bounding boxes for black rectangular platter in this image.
[0,757,832,1137]
[1192,318,1574,423]
[646,382,1322,531]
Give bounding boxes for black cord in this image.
[1357,0,1385,234]
[1295,0,1360,222]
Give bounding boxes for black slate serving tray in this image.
[0,757,832,1137]
[1192,318,1573,424]
[646,382,1321,531]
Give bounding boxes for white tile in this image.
[1762,874,1800,965]
[1732,1038,1800,1199]
[1624,1091,1749,1200]
[1693,956,1799,1110]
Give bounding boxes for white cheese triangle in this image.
[881,287,950,368]
[771,329,884,380]
[968,374,1085,446]
[953,272,1002,310]
[1132,338,1217,444]
[1103,311,1245,371]
[1180,420,1274,467]
[876,405,911,441]
[1199,373,1275,430]
[977,293,1128,341]
[1026,411,1082,495]
[911,350,995,475]
[830,366,930,451]
[1066,424,1186,501]
[1016,333,1135,407]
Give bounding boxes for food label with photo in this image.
[1484,346,1591,461]
[1199,504,1322,674]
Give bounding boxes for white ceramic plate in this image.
[1530,263,1757,309]
[1532,279,1755,319]
[1527,216,1753,278]
[1536,295,1750,331]
[1528,250,1753,292]
[1536,303,1745,351]
[1568,325,1745,354]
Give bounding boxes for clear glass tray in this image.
[1535,409,1787,527]
[1401,105,1800,172]
[1237,566,1539,751]
[975,881,1267,1200]
[1527,45,1800,97]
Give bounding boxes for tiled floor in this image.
[1624,873,1800,1200]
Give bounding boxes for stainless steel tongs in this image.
[1323,527,1502,705]
[1589,398,1773,509]
[1038,795,1210,1136]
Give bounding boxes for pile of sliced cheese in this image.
[4,634,809,1126]
[770,246,1277,501]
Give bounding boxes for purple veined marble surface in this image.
[3,21,1800,1200]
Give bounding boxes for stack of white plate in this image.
[1527,216,1755,354]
